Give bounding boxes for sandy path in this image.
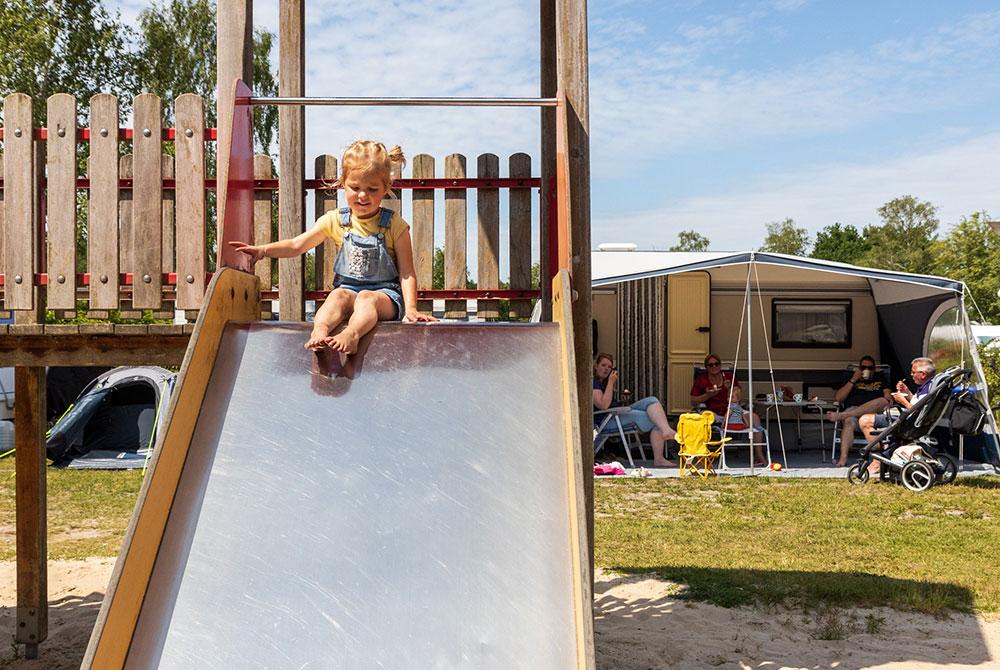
[1,561,998,668]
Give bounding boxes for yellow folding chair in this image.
[676,411,730,479]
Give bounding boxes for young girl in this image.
[230,140,436,353]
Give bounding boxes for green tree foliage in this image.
[136,0,277,154]
[432,246,474,289]
[0,0,137,124]
[759,217,810,255]
[931,212,1000,322]
[858,195,939,274]
[811,223,870,264]
[669,229,710,252]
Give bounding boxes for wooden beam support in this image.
[15,366,46,659]
[554,0,593,584]
[540,0,556,322]
[0,334,190,367]
[216,0,253,239]
[278,0,306,320]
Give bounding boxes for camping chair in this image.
[830,363,890,462]
[676,411,730,478]
[594,407,647,468]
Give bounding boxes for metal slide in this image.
[99,319,585,668]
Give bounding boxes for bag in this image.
[950,393,988,436]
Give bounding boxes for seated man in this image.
[858,356,937,441]
[825,355,892,466]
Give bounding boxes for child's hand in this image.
[403,309,438,323]
[228,240,266,264]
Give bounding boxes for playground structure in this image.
[2,0,595,664]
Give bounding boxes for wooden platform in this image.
[0,324,192,366]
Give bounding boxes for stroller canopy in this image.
[46,366,176,468]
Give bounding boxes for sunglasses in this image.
[706,361,721,367]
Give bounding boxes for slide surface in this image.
[111,320,583,668]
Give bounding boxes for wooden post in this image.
[540,0,556,322]
[278,0,305,321]
[554,0,593,586]
[15,367,47,659]
[256,154,276,316]
[476,153,500,320]
[444,154,467,319]
[216,0,253,248]
[175,94,207,311]
[411,154,435,314]
[313,154,338,294]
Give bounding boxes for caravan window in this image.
[772,299,851,348]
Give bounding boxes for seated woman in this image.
[593,353,677,467]
[689,353,768,466]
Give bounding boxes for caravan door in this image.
[666,272,710,413]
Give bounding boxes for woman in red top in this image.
[690,353,768,466]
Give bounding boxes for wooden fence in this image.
[0,92,541,322]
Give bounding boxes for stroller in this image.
[847,367,987,492]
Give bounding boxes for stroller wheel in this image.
[935,453,959,485]
[847,464,870,485]
[901,460,935,492]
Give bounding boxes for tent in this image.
[46,366,176,469]
[591,249,1000,467]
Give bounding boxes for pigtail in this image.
[386,144,406,171]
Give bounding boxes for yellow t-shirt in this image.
[316,208,409,263]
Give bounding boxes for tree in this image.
[432,246,474,289]
[669,230,710,252]
[858,196,939,274]
[0,0,137,124]
[811,223,870,264]
[930,211,1000,322]
[137,0,278,154]
[759,217,810,255]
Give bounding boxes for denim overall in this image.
[332,207,404,319]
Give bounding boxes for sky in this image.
[109,0,1000,257]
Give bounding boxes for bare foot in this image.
[825,411,842,422]
[305,327,331,351]
[834,460,848,467]
[327,328,360,354]
[653,459,677,467]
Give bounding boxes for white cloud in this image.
[595,131,1000,249]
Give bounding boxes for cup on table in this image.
[793,393,804,402]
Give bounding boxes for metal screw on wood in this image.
[185,274,194,283]
[185,128,194,137]
[100,274,108,284]
[57,275,65,283]
[143,128,151,137]
[13,275,22,284]
[100,128,108,137]
[57,127,66,137]
[143,274,152,283]
[13,128,21,137]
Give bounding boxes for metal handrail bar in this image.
[246,96,559,107]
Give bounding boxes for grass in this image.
[2,457,1000,616]
[0,458,144,560]
[595,475,1000,615]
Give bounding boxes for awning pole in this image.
[747,255,755,473]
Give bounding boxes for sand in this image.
[2,561,999,668]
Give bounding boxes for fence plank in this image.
[45,94,78,310]
[476,153,500,320]
[411,154,434,314]
[3,94,34,310]
[116,155,137,317]
[88,95,119,309]
[0,152,4,313]
[132,94,163,308]
[313,155,337,293]
[175,93,206,310]
[255,155,275,316]
[509,153,532,319]
[444,153,467,319]
[161,154,175,272]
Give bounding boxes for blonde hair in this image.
[327,140,405,192]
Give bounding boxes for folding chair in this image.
[594,407,647,468]
[676,411,730,478]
